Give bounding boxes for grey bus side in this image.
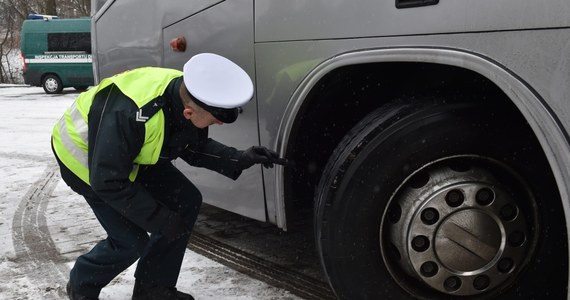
[91,1,570,299]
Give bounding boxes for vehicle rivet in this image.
[476,188,495,206]
[473,275,490,290]
[411,236,430,252]
[444,276,462,292]
[445,190,464,207]
[421,208,439,225]
[420,261,438,277]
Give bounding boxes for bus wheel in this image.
[42,74,63,94]
[314,99,567,299]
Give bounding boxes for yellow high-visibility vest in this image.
[52,67,182,185]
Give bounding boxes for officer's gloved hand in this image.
[238,146,279,170]
[161,212,190,243]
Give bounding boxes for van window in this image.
[47,32,91,53]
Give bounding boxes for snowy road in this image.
[0,85,301,300]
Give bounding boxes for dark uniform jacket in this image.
[87,76,243,233]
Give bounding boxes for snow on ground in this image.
[0,84,300,300]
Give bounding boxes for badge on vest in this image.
[136,109,149,122]
[135,98,164,123]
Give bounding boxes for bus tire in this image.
[314,98,567,299]
[42,74,63,94]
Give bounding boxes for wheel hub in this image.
[384,157,536,296]
[434,209,502,272]
[45,78,58,92]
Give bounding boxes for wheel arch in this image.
[274,47,570,256]
[41,72,61,83]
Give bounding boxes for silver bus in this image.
[91,1,570,299]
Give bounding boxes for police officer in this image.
[52,53,282,300]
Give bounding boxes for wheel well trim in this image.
[274,47,570,265]
[42,72,61,82]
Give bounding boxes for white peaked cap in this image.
[183,53,254,109]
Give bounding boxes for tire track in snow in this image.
[12,162,69,299]
[0,151,54,163]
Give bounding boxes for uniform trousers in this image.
[55,155,202,298]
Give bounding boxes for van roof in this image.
[22,18,91,33]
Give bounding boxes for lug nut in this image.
[498,257,514,273]
[421,208,439,225]
[420,261,438,277]
[508,231,526,247]
[445,189,464,207]
[411,235,430,252]
[444,276,462,292]
[473,275,490,291]
[476,188,495,206]
[500,204,518,221]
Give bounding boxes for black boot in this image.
[132,279,194,300]
[66,281,99,300]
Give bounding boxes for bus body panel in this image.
[92,0,162,79]
[92,0,223,79]
[254,0,570,42]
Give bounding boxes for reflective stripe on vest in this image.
[52,67,183,185]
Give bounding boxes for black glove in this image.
[160,212,190,243]
[237,146,279,170]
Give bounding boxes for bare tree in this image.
[0,0,23,83]
[45,0,57,15]
[63,0,90,17]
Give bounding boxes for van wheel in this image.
[42,74,63,94]
[314,99,567,299]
